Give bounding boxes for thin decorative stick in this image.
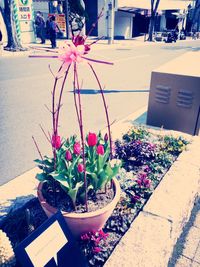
[52,64,63,168]
[74,63,88,212]
[85,8,104,41]
[88,63,113,159]
[39,124,51,143]
[32,136,44,161]
[73,65,81,126]
[55,64,71,131]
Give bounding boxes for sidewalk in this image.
[169,198,200,267]
[0,36,149,57]
[1,35,195,58]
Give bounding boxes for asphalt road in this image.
[0,40,199,185]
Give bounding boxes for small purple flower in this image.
[93,247,102,253]
[132,194,141,203]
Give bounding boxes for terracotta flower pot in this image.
[37,177,120,238]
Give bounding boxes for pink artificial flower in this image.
[93,247,101,254]
[73,142,81,155]
[77,163,84,173]
[65,150,72,161]
[96,145,104,155]
[87,132,97,147]
[72,35,85,46]
[52,135,61,149]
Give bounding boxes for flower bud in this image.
[104,133,108,143]
[52,135,61,149]
[73,142,81,155]
[65,150,72,161]
[77,163,84,173]
[87,132,97,147]
[96,145,104,155]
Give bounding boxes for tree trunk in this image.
[147,0,160,42]
[148,14,155,41]
[3,0,25,51]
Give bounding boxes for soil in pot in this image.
[42,181,115,213]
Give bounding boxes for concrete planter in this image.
[37,177,121,238]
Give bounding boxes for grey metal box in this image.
[147,52,200,135]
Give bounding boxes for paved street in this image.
[0,39,200,185]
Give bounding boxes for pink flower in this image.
[72,35,85,46]
[84,44,91,53]
[132,195,141,203]
[99,229,109,240]
[52,135,61,149]
[81,233,90,240]
[136,179,142,186]
[65,150,72,161]
[96,145,104,155]
[73,142,81,155]
[87,132,97,147]
[143,178,151,188]
[77,163,84,173]
[93,247,101,254]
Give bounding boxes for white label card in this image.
[25,220,68,267]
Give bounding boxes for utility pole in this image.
[108,0,114,44]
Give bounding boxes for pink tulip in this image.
[77,163,84,173]
[73,142,81,155]
[65,150,72,161]
[96,145,104,155]
[52,135,61,149]
[87,132,97,147]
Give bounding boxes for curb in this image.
[105,131,200,267]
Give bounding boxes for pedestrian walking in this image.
[49,15,60,49]
[35,11,46,44]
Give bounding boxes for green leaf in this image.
[87,172,98,190]
[68,181,84,206]
[97,169,108,189]
[36,173,48,182]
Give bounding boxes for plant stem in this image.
[32,136,44,161]
[55,64,71,131]
[74,63,88,212]
[88,63,113,159]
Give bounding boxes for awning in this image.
[117,0,192,11]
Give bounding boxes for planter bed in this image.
[1,125,199,267]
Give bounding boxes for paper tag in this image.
[25,220,68,267]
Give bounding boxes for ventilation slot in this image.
[177,90,193,108]
[155,85,171,104]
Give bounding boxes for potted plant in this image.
[32,18,121,238]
